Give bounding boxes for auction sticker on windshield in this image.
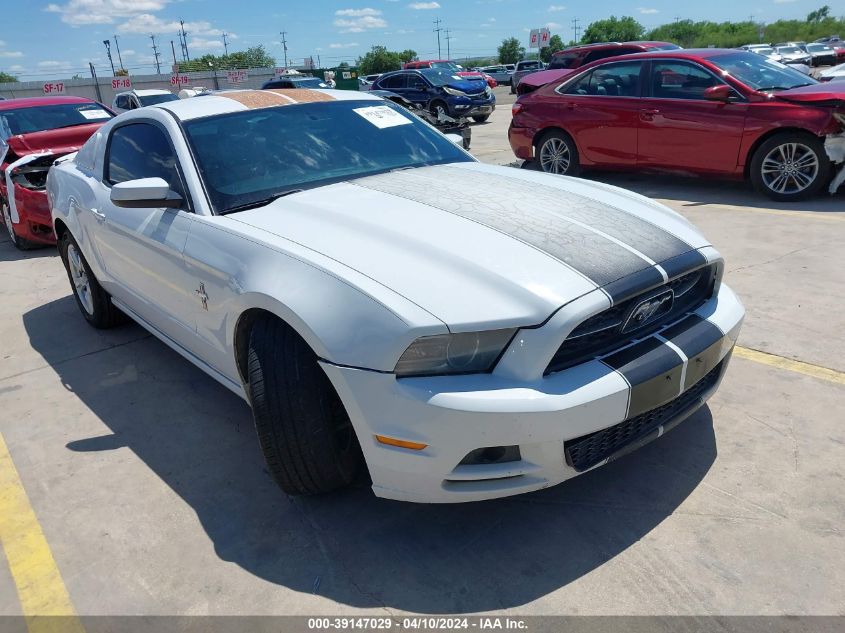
[79,109,111,120]
[353,105,412,129]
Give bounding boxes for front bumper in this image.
[1,184,56,245]
[322,282,744,503]
[448,96,496,118]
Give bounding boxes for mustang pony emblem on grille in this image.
[622,289,674,333]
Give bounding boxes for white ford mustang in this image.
[47,88,744,503]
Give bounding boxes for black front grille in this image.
[564,360,724,472]
[546,265,717,374]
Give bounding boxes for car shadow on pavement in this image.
[0,235,56,261]
[24,296,717,614]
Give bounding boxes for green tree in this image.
[582,16,645,44]
[806,5,830,23]
[540,34,565,62]
[357,46,403,75]
[497,37,525,64]
[178,45,275,72]
[399,49,418,63]
[0,71,18,83]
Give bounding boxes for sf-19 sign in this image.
[227,70,248,84]
[43,82,65,95]
[170,74,190,86]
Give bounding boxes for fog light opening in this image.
[459,445,521,466]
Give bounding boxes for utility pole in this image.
[102,39,116,75]
[171,40,178,68]
[571,18,580,44]
[222,32,229,56]
[150,35,162,74]
[113,35,124,70]
[445,29,452,60]
[179,19,190,61]
[280,31,288,68]
[317,54,321,68]
[89,63,102,102]
[433,18,443,59]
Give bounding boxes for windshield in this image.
[138,93,179,106]
[807,44,831,52]
[294,78,329,88]
[755,48,774,55]
[520,61,543,70]
[549,52,580,69]
[0,102,112,136]
[711,51,817,91]
[777,46,801,54]
[430,61,459,70]
[419,68,463,85]
[183,100,472,214]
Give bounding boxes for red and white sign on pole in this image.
[539,28,551,47]
[170,74,190,87]
[43,82,65,95]
[529,27,551,49]
[111,77,132,90]
[227,69,248,84]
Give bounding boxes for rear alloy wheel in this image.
[537,130,580,176]
[751,133,830,201]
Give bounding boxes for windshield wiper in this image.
[758,83,814,91]
[220,189,304,215]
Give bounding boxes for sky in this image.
[0,0,830,81]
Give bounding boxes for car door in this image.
[553,60,644,166]
[404,73,433,108]
[93,120,198,347]
[380,73,410,99]
[638,60,748,173]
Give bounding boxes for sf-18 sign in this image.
[111,78,132,90]
[43,82,65,95]
[529,27,551,48]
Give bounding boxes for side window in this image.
[381,74,407,90]
[563,61,643,97]
[649,61,723,100]
[115,96,129,109]
[106,123,183,196]
[408,74,427,89]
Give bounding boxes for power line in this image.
[280,31,288,68]
[150,35,162,74]
[571,17,580,43]
[433,17,443,59]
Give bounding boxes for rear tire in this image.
[750,132,830,201]
[247,317,364,496]
[536,130,580,176]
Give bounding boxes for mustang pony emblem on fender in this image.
[195,283,209,311]
[622,289,674,333]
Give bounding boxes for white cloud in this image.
[408,2,440,9]
[329,42,359,48]
[46,0,169,26]
[637,7,659,13]
[8,64,24,72]
[0,51,24,58]
[333,15,387,32]
[37,60,73,68]
[548,4,566,11]
[546,22,562,29]
[188,37,224,51]
[335,8,381,16]
[117,14,228,37]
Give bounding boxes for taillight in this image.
[512,102,523,116]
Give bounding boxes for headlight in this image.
[443,86,466,97]
[394,329,517,377]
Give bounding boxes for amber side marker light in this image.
[375,435,428,451]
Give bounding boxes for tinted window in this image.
[379,74,407,89]
[115,96,130,109]
[549,52,581,69]
[408,74,428,89]
[564,61,643,97]
[709,51,816,91]
[0,103,112,135]
[107,123,182,195]
[137,93,179,106]
[419,68,464,86]
[182,101,472,214]
[649,61,722,100]
[583,47,639,64]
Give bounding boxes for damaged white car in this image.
[47,89,744,503]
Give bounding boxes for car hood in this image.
[520,68,576,89]
[3,122,106,159]
[227,163,709,329]
[444,79,487,93]
[774,82,845,105]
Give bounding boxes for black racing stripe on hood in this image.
[660,250,709,279]
[439,166,695,263]
[353,170,656,288]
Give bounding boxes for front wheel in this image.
[58,232,125,328]
[536,130,580,176]
[750,132,830,201]
[429,100,449,120]
[2,198,38,251]
[247,317,365,496]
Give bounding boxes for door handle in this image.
[640,108,660,120]
[91,208,106,222]
[564,102,577,110]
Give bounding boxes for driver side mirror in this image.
[703,84,736,102]
[110,177,183,209]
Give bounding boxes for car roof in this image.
[155,88,383,122]
[0,95,96,110]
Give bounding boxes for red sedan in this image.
[509,49,845,201]
[1,96,113,248]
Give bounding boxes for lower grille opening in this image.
[459,445,521,466]
[564,360,725,472]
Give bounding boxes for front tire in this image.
[59,232,125,328]
[2,197,39,251]
[750,132,830,201]
[247,317,364,496]
[536,130,580,176]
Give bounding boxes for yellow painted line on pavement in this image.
[0,432,84,633]
[735,346,845,386]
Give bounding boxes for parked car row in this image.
[509,49,845,201]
